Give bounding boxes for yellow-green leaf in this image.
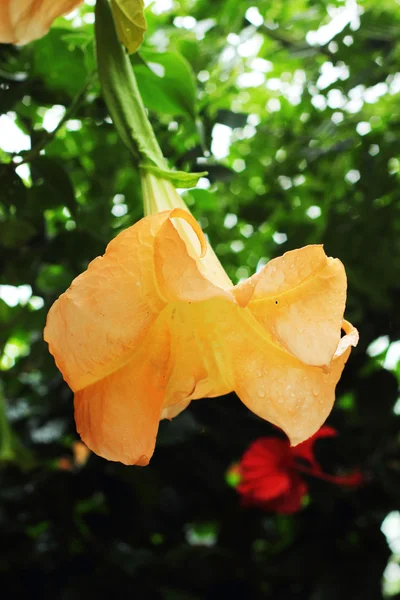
[110,0,147,54]
[141,164,208,189]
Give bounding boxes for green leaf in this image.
[111,0,147,54]
[0,166,28,209]
[32,29,88,98]
[185,188,216,210]
[0,387,35,469]
[142,164,208,188]
[134,51,197,118]
[61,31,92,49]
[61,31,96,74]
[0,149,12,165]
[0,219,37,248]
[30,157,77,218]
[36,264,74,294]
[0,390,13,461]
[0,299,13,326]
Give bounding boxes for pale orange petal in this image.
[234,246,347,368]
[1,0,83,44]
[222,307,357,446]
[0,3,14,43]
[143,173,232,291]
[161,300,233,417]
[161,399,191,420]
[44,212,169,391]
[154,214,233,303]
[334,319,359,357]
[74,312,171,465]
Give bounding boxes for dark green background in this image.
[0,0,399,598]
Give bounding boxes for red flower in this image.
[229,426,362,514]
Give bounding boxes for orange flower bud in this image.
[0,0,83,45]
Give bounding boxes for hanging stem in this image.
[95,0,166,169]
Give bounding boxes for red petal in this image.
[292,425,337,466]
[264,475,308,514]
[238,470,291,502]
[317,469,364,487]
[237,437,292,504]
[240,438,291,477]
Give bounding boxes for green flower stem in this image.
[141,170,189,216]
[95,0,167,169]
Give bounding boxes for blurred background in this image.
[0,0,400,598]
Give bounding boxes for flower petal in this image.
[228,308,357,446]
[161,399,191,420]
[0,3,14,43]
[237,438,305,512]
[44,212,169,391]
[74,311,171,465]
[159,302,234,419]
[154,212,233,302]
[292,424,337,466]
[263,474,307,514]
[323,470,363,487]
[2,0,83,44]
[235,246,347,367]
[161,300,233,413]
[238,437,291,499]
[334,319,359,357]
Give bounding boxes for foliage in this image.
[0,0,400,598]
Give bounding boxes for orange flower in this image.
[0,0,83,45]
[44,173,358,466]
